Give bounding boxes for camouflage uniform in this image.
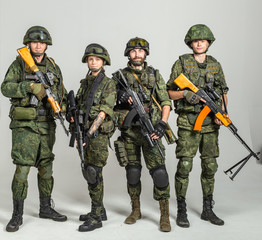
[166,24,228,227]
[115,63,171,201]
[76,73,116,205]
[2,52,67,200]
[114,37,172,232]
[74,43,116,232]
[167,54,228,197]
[1,26,67,232]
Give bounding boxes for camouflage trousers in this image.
[175,128,219,198]
[121,126,170,201]
[83,133,109,209]
[11,126,55,200]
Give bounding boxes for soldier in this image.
[166,24,228,227]
[114,37,172,232]
[1,26,68,232]
[71,44,116,232]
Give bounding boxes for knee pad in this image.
[177,158,193,178]
[38,165,53,180]
[83,164,102,186]
[126,165,141,187]
[202,158,218,177]
[150,165,169,189]
[14,165,30,183]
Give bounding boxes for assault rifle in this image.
[174,73,260,180]
[68,90,85,170]
[17,46,69,136]
[113,70,165,160]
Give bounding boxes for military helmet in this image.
[23,26,52,45]
[184,24,215,48]
[124,37,150,56]
[82,43,111,65]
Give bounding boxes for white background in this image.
[0,0,262,240]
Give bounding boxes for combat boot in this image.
[79,205,107,221]
[176,197,190,228]
[125,197,141,224]
[78,203,102,232]
[201,196,224,225]
[39,197,67,222]
[6,200,24,232]
[159,199,171,232]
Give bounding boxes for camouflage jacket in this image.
[75,73,116,133]
[166,54,228,132]
[1,54,67,133]
[114,62,172,126]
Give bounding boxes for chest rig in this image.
[123,66,157,107]
[10,56,63,122]
[175,54,221,113]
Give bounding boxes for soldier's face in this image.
[190,40,210,54]
[87,56,104,72]
[28,42,47,55]
[129,48,146,66]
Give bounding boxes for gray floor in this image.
[0,143,261,240]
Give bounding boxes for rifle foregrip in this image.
[48,97,61,114]
[215,112,231,127]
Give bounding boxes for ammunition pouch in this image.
[12,107,37,120]
[114,136,129,167]
[11,106,50,121]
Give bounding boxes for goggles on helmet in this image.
[28,30,49,41]
[85,44,107,55]
[128,39,148,48]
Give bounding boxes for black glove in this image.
[153,120,167,138]
[183,90,201,105]
[65,107,73,122]
[117,90,130,104]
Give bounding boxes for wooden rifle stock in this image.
[17,46,68,135]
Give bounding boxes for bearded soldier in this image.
[1,26,68,232]
[114,37,172,232]
[70,44,116,232]
[167,24,228,227]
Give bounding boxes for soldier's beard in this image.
[131,57,145,66]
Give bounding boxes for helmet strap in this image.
[89,66,103,73]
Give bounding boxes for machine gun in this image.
[113,70,165,160]
[174,73,260,180]
[17,46,68,136]
[67,90,85,170]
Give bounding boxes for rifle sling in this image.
[84,70,105,129]
[131,71,162,111]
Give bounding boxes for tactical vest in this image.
[175,54,222,114]
[118,64,162,125]
[9,55,64,122]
